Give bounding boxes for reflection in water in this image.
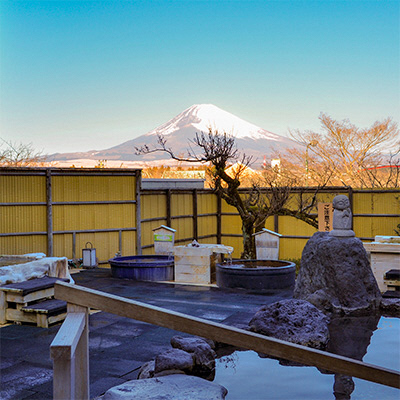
[327,315,380,399]
[214,316,397,400]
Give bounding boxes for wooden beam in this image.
[54,282,400,389]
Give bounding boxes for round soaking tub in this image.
[216,259,296,290]
[108,255,174,281]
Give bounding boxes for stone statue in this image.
[330,195,355,237]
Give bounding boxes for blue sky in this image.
[1,0,399,154]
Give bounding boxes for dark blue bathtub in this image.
[108,255,174,281]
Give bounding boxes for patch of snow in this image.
[0,257,74,285]
[146,104,281,141]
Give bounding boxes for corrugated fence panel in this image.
[221,214,241,235]
[221,236,243,258]
[1,169,399,263]
[171,193,193,216]
[198,216,217,238]
[52,175,136,202]
[50,173,137,259]
[280,237,308,261]
[53,204,135,231]
[172,218,193,243]
[198,192,218,240]
[171,193,193,242]
[70,231,120,262]
[0,205,47,234]
[353,192,399,215]
[0,175,46,203]
[141,192,167,250]
[264,217,275,232]
[354,216,399,239]
[141,193,167,220]
[0,173,48,254]
[278,215,317,237]
[197,193,217,214]
[0,235,47,255]
[220,200,238,214]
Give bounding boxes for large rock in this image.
[137,360,155,379]
[294,232,381,316]
[380,298,400,318]
[249,299,330,350]
[154,349,194,375]
[101,374,228,400]
[171,336,216,374]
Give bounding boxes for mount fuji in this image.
[50,104,300,165]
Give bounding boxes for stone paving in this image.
[1,268,293,400]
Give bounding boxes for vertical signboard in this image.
[318,203,333,232]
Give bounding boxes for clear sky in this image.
[1,0,399,154]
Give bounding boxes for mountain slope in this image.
[50,104,300,164]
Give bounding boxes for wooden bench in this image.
[0,276,69,327]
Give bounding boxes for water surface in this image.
[214,317,399,400]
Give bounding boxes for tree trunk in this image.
[241,219,256,259]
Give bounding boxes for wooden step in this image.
[6,299,67,328]
[0,277,69,325]
[0,276,70,296]
[22,299,67,316]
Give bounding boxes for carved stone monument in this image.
[329,195,355,237]
[294,196,381,315]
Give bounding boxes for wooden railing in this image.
[50,282,400,399]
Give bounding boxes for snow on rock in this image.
[0,257,74,285]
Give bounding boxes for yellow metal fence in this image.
[1,168,399,262]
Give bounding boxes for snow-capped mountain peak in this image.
[147,104,280,141]
[49,104,300,164]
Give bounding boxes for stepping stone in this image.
[100,374,228,400]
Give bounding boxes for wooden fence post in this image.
[46,169,53,257]
[193,189,198,240]
[217,192,222,244]
[166,189,172,227]
[135,170,142,255]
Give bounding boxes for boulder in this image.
[171,336,216,351]
[380,298,400,318]
[294,232,381,316]
[137,360,155,379]
[170,336,216,379]
[154,349,194,375]
[101,374,228,400]
[249,299,330,350]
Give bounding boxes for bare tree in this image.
[289,114,399,188]
[137,128,323,258]
[0,139,45,167]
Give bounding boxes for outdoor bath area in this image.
[1,266,399,400]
